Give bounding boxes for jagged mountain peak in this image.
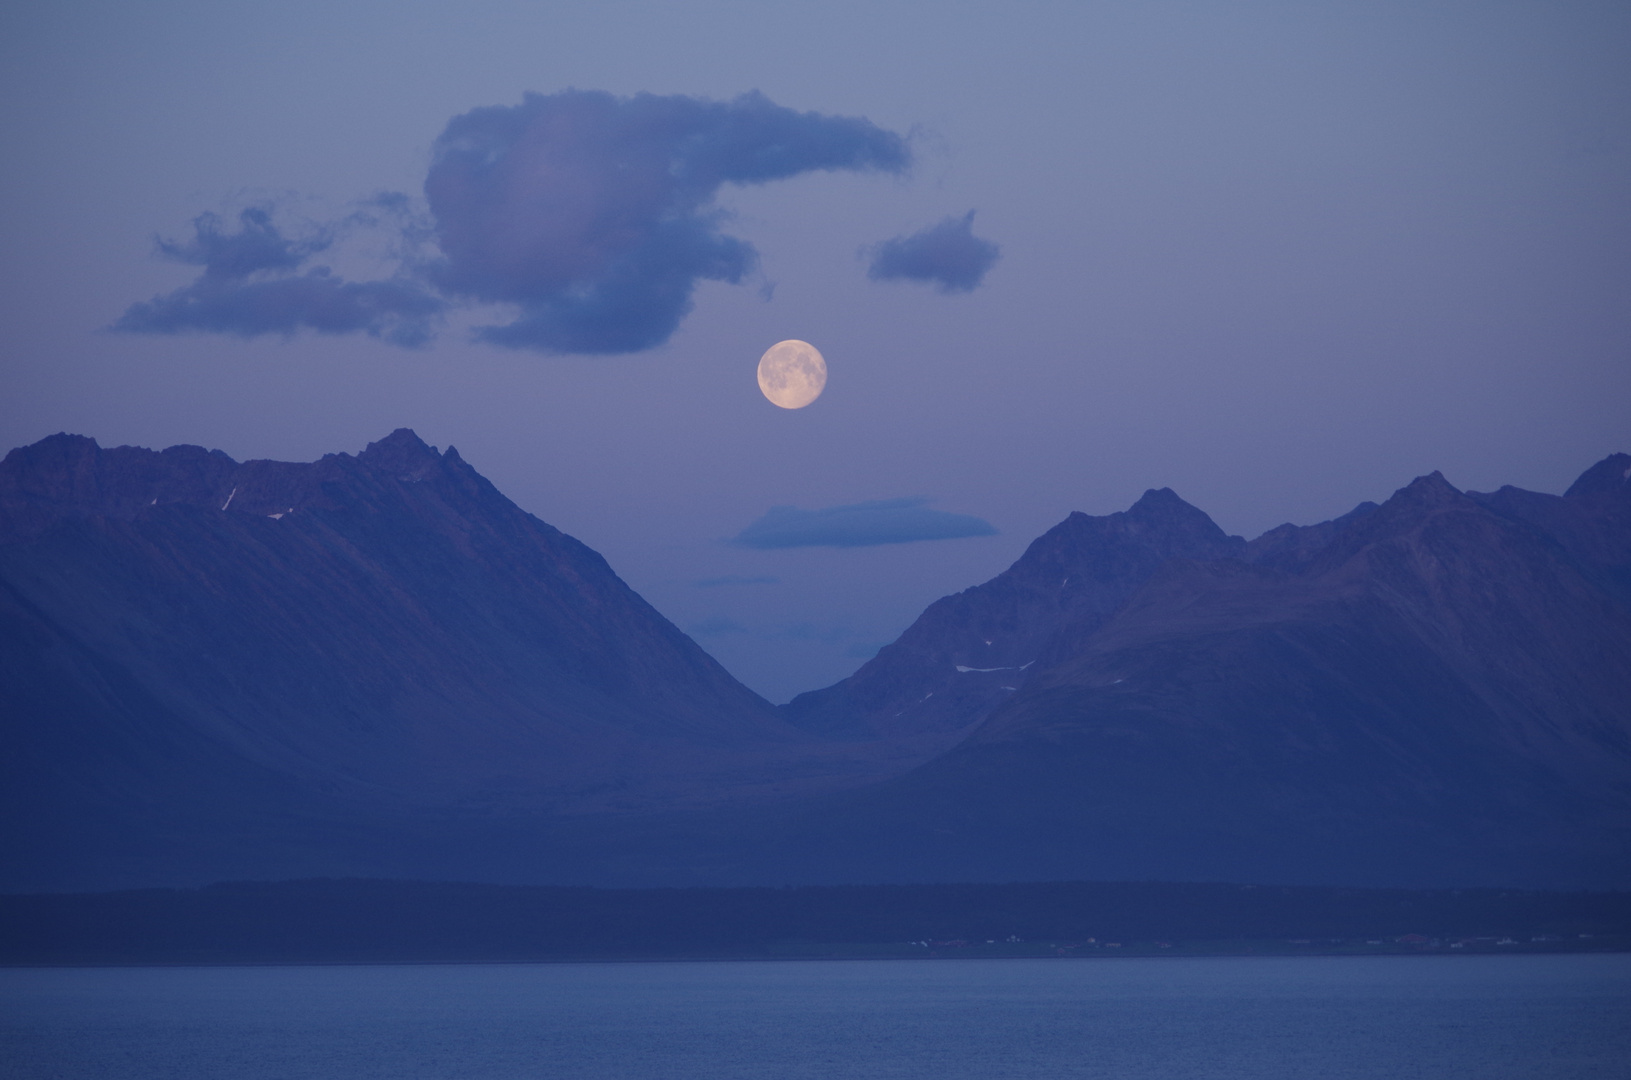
[1048,486,1239,559]
[1566,452,1631,498]
[1126,485,1202,519]
[1296,468,1488,576]
[1367,468,1475,526]
[1,431,99,466]
[357,427,444,476]
[1244,500,1380,571]
[1082,485,1220,526]
[783,486,1245,740]
[1399,469,1462,501]
[0,430,507,537]
[366,426,434,452]
[0,433,242,536]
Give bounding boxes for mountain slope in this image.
[0,431,909,889]
[724,461,1631,889]
[782,488,1246,738]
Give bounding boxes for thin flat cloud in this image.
[688,616,749,637]
[866,211,999,294]
[693,575,780,588]
[731,498,997,549]
[115,90,910,355]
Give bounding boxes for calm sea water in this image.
[4,954,1629,1079]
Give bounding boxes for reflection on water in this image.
[4,954,1629,1079]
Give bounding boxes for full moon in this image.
[757,340,827,409]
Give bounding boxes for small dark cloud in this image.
[866,211,999,293]
[689,616,749,637]
[731,498,997,549]
[113,205,444,347]
[426,89,910,353]
[693,574,780,588]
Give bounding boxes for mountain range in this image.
[3,431,1628,891]
[0,431,942,889]
[746,462,1631,888]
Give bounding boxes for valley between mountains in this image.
[3,430,1628,891]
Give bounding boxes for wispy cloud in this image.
[688,616,749,637]
[866,211,999,294]
[693,574,780,588]
[115,90,910,355]
[731,498,997,549]
[111,205,445,347]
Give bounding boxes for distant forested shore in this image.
[3,879,1628,965]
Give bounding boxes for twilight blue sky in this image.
[2,1,1628,701]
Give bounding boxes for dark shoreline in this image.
[7,944,1630,970]
[5,878,1628,967]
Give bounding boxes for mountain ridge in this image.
[4,431,1628,891]
[720,460,1630,889]
[782,486,1247,739]
[0,430,944,890]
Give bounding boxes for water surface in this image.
[4,954,1628,1079]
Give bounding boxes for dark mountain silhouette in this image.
[1468,454,1631,606]
[716,460,1631,888]
[0,431,930,890]
[4,431,1628,892]
[780,485,1394,742]
[783,488,1247,738]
